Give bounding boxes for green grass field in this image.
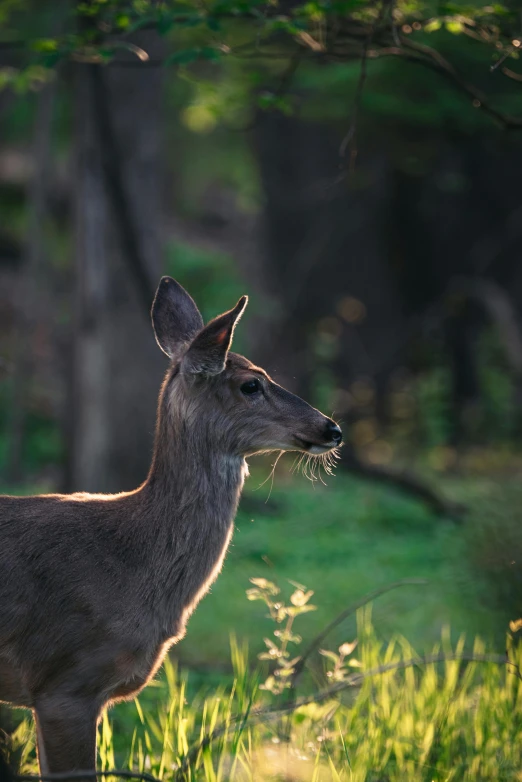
[176,458,508,670]
[11,606,522,781]
[4,456,522,780]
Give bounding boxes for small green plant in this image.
[246,577,316,695]
[319,640,361,682]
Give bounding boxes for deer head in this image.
[151,277,342,461]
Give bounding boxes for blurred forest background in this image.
[2,0,522,672]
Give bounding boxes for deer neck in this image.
[127,374,248,637]
[141,371,248,540]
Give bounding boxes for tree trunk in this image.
[251,111,407,405]
[70,34,165,493]
[70,63,112,492]
[5,83,56,484]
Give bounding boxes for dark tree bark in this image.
[249,111,468,517]
[5,83,56,484]
[251,111,409,409]
[70,33,165,493]
[70,63,112,492]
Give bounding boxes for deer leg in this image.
[34,696,99,777]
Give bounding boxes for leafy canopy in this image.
[1,1,521,127]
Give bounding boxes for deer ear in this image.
[151,277,204,360]
[182,296,248,375]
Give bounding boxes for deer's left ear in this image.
[182,296,248,375]
[151,276,204,359]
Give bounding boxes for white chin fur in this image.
[308,444,330,454]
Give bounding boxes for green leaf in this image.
[276,666,295,677]
[177,13,204,28]
[259,675,276,692]
[445,20,464,34]
[319,649,340,663]
[127,14,155,33]
[339,640,358,657]
[41,51,64,68]
[116,14,130,29]
[166,48,201,66]
[249,578,280,594]
[200,46,222,62]
[286,604,317,616]
[290,589,314,607]
[157,12,202,34]
[424,19,442,33]
[32,38,58,53]
[77,2,98,15]
[274,629,302,644]
[258,91,277,109]
[157,14,174,34]
[98,46,116,63]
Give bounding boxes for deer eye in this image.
[240,378,261,395]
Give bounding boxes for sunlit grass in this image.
[13,607,521,781]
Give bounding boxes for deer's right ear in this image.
[151,277,204,360]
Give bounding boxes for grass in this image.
[4,454,522,780]
[12,606,522,781]
[176,457,505,669]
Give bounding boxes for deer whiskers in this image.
[255,450,284,501]
[292,447,340,485]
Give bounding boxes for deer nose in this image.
[325,421,342,445]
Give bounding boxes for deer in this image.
[0,277,342,777]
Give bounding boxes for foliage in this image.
[2,1,522,129]
[10,583,522,781]
[246,577,317,694]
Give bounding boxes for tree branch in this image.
[339,450,466,521]
[289,578,428,691]
[339,2,387,162]
[327,37,522,130]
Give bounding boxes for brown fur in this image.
[0,278,342,775]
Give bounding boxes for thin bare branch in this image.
[289,578,428,690]
[339,449,466,520]
[228,49,303,133]
[502,66,522,82]
[362,40,522,130]
[339,3,388,163]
